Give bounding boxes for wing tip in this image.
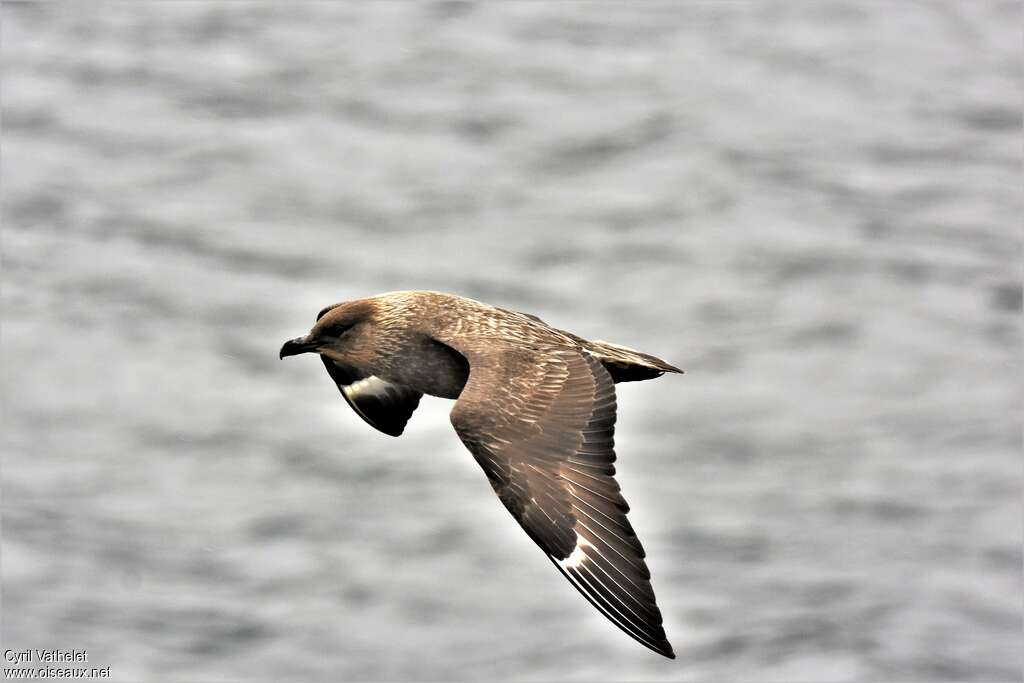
[547,553,677,661]
[655,640,677,659]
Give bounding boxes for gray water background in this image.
[2,2,1021,681]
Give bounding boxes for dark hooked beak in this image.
[279,336,320,359]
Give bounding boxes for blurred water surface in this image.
[2,3,1021,681]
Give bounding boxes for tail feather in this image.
[588,339,683,383]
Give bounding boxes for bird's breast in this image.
[379,334,470,400]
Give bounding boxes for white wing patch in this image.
[342,376,390,400]
[342,376,399,423]
[557,537,592,569]
[322,360,423,437]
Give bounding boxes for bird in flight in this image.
[280,290,682,658]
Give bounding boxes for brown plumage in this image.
[280,290,683,659]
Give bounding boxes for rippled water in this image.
[2,3,1021,681]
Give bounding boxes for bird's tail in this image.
[584,338,683,383]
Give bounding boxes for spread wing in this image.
[320,357,422,437]
[449,347,674,659]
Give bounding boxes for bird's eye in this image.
[324,324,351,338]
